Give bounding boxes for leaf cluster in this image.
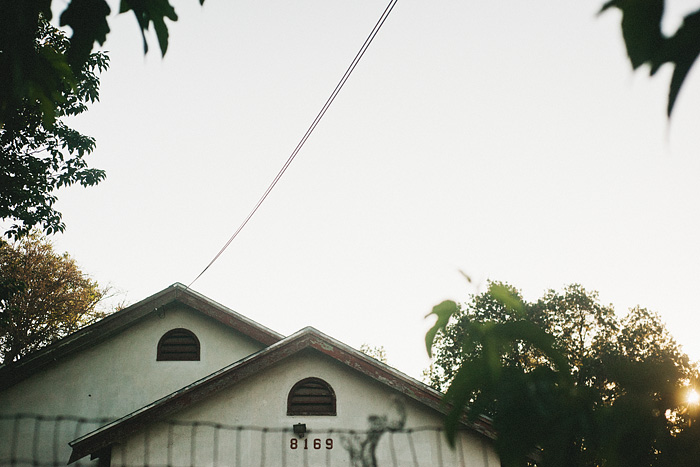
[601,1,700,115]
[426,282,699,467]
[0,232,110,363]
[1,19,109,239]
[0,0,202,127]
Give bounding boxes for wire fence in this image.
[1,414,112,467]
[0,414,493,467]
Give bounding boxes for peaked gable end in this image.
[0,283,283,391]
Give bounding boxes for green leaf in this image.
[488,283,524,316]
[152,15,170,55]
[600,0,664,69]
[120,0,179,56]
[664,9,700,116]
[599,0,700,117]
[60,0,111,69]
[458,270,472,284]
[425,300,458,357]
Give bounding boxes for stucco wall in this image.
[0,305,268,466]
[111,350,500,467]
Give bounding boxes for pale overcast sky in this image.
[27,0,700,377]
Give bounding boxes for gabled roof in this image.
[0,283,284,391]
[68,327,494,464]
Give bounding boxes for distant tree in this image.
[359,344,388,364]
[1,18,109,239]
[0,232,109,363]
[426,282,699,466]
[427,283,617,391]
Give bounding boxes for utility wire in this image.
[188,0,399,288]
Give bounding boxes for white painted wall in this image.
[0,305,268,466]
[112,350,500,467]
[0,307,501,467]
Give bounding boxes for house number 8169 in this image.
[290,438,333,450]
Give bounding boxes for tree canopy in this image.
[426,282,699,467]
[0,18,109,239]
[0,232,109,363]
[359,344,389,364]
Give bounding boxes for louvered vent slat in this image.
[157,328,200,361]
[287,378,336,416]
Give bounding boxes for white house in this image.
[0,283,499,467]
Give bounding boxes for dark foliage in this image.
[1,1,696,125]
[1,19,108,238]
[0,0,203,128]
[426,282,699,467]
[601,1,700,115]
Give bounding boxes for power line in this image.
[188,0,400,288]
